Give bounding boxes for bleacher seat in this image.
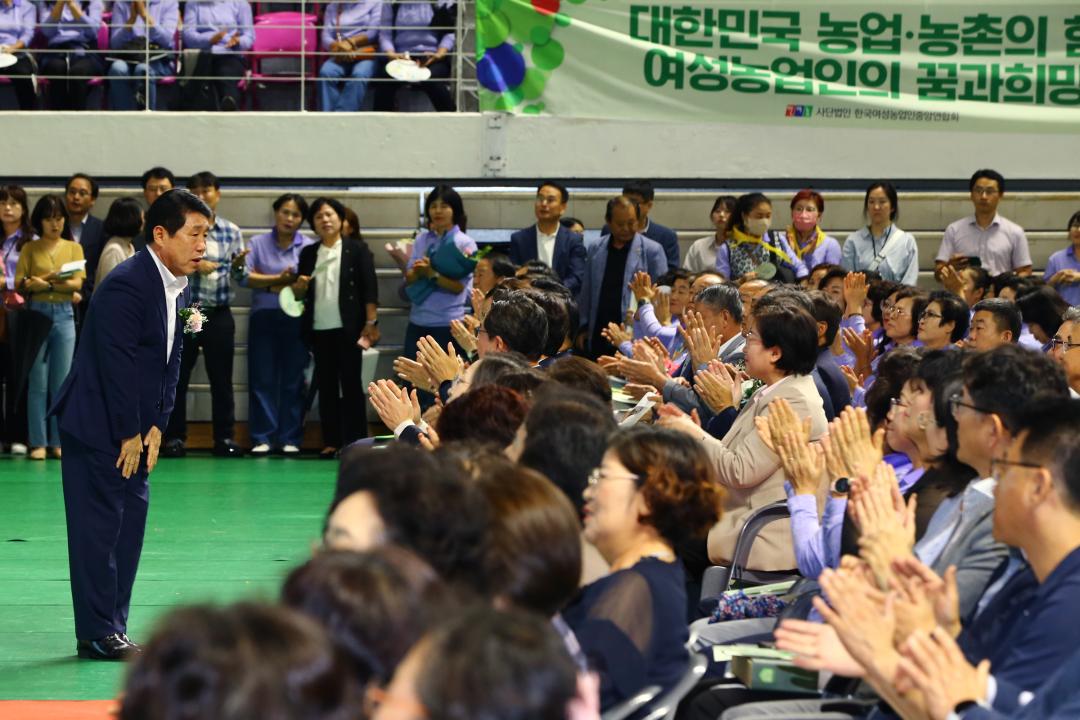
[247,11,319,110]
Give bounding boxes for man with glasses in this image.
[935,169,1032,279]
[64,173,105,315]
[1048,307,1080,397]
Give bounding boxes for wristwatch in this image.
[831,477,851,495]
[366,319,379,326]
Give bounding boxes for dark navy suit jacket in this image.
[508,224,587,295]
[602,218,680,268]
[79,214,106,295]
[52,248,186,453]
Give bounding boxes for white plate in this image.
[278,285,304,318]
[386,58,432,82]
[0,53,18,70]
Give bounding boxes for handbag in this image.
[333,41,377,63]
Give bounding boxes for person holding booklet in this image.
[14,195,85,460]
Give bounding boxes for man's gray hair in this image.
[695,284,743,324]
[1063,306,1080,324]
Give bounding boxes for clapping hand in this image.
[1049,268,1080,286]
[937,262,965,297]
[774,619,867,678]
[449,318,478,357]
[843,272,868,316]
[656,403,703,437]
[368,379,421,429]
[695,361,739,413]
[841,327,876,377]
[654,291,672,326]
[896,629,990,720]
[677,309,722,368]
[813,568,899,683]
[393,356,436,394]
[600,322,632,348]
[416,335,462,385]
[829,406,885,479]
[891,557,961,638]
[756,399,824,496]
[628,271,656,302]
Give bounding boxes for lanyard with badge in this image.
[866,225,894,273]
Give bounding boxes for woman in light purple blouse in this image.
[403,184,476,382]
[0,0,38,109]
[181,0,253,110]
[319,0,382,112]
[37,0,104,109]
[242,193,315,455]
[375,0,456,111]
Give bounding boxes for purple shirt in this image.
[111,1,179,49]
[1045,246,1080,306]
[780,231,842,271]
[378,0,455,54]
[321,0,382,50]
[244,229,316,314]
[0,1,35,48]
[183,1,254,53]
[618,302,682,357]
[38,0,102,47]
[2,229,25,290]
[937,214,1031,276]
[407,225,476,326]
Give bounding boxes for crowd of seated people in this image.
[0,1,459,111]
[3,165,1080,716]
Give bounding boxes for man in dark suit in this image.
[601,180,680,267]
[64,173,106,324]
[51,189,210,660]
[508,181,586,296]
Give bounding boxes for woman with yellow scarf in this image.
[716,193,808,284]
[780,189,842,273]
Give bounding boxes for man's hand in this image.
[393,356,436,393]
[368,379,420,429]
[144,426,162,474]
[813,568,899,682]
[774,619,866,678]
[196,259,220,276]
[841,327,876,377]
[116,433,143,479]
[654,291,672,326]
[617,357,668,389]
[896,629,991,720]
[416,335,461,385]
[678,309,722,368]
[449,318,478,357]
[891,558,961,637]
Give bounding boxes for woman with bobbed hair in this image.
[841,181,919,285]
[917,290,970,350]
[119,603,360,720]
[95,197,143,286]
[434,384,528,449]
[683,194,736,273]
[1016,284,1070,346]
[563,425,724,710]
[282,546,448,687]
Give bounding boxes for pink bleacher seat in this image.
[247,11,319,110]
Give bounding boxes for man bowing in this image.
[51,189,210,660]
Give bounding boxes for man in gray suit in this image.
[919,344,1070,616]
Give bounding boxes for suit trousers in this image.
[311,328,365,448]
[166,305,235,443]
[60,429,149,640]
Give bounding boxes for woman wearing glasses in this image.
[563,425,723,711]
[917,290,969,350]
[841,181,919,286]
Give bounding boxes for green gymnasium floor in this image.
[0,455,337,701]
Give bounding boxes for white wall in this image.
[1,111,1072,181]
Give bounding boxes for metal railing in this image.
[0,0,477,112]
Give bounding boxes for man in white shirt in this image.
[508,181,586,295]
[936,169,1032,279]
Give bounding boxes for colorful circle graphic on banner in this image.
[477,42,527,93]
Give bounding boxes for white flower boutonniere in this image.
[179,303,207,336]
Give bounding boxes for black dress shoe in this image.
[318,447,339,460]
[160,439,186,458]
[213,440,244,457]
[118,633,142,653]
[76,633,135,661]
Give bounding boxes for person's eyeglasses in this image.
[972,187,1000,197]
[888,306,911,318]
[990,457,1045,484]
[919,309,942,321]
[587,468,641,487]
[890,397,908,409]
[740,327,759,343]
[949,392,991,418]
[1048,337,1080,352]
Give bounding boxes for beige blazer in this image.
[704,374,828,571]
